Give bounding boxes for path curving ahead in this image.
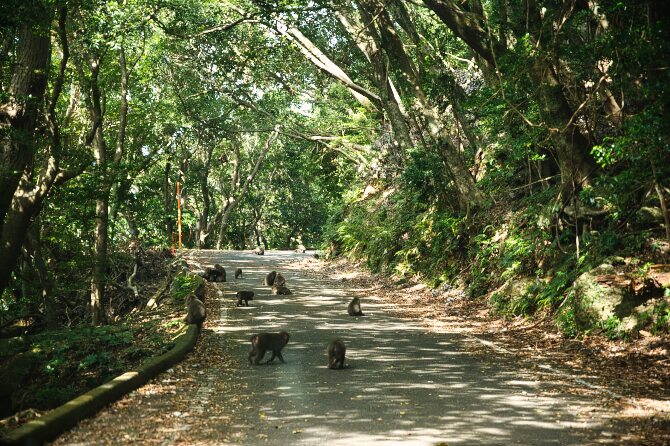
[53,250,622,445]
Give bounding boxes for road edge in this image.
[0,324,200,446]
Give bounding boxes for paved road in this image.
[53,250,620,445]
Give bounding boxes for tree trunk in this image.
[197,143,215,248]
[86,50,109,326]
[90,45,131,325]
[0,177,44,297]
[274,22,381,110]
[0,8,85,298]
[26,220,57,329]
[358,0,484,208]
[91,126,107,326]
[0,13,53,296]
[164,159,173,244]
[524,3,599,193]
[335,8,413,163]
[421,0,496,71]
[529,59,599,193]
[0,23,51,222]
[421,0,599,195]
[215,127,279,249]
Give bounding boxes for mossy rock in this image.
[573,265,625,323]
[489,277,540,314]
[635,206,664,227]
[571,261,666,332]
[0,336,31,357]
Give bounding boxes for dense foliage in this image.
[1,0,668,342]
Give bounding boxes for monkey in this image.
[248,331,290,365]
[347,297,364,316]
[327,340,346,369]
[214,264,226,282]
[236,290,254,307]
[201,267,215,281]
[296,244,306,253]
[202,264,226,282]
[235,268,243,279]
[185,295,206,327]
[264,270,277,286]
[274,272,286,287]
[272,284,292,295]
[194,281,206,302]
[254,246,264,255]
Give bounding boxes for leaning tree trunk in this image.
[0,26,50,290]
[0,10,55,297]
[334,8,414,164]
[357,0,485,208]
[422,0,599,197]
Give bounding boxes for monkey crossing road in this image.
[53,250,627,446]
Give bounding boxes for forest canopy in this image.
[1,0,669,333]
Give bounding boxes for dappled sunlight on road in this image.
[179,250,612,445]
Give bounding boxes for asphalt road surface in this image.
[53,250,622,445]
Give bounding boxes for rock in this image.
[636,206,664,227]
[571,261,668,333]
[489,277,539,310]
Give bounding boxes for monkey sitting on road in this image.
[235,268,243,279]
[327,340,346,369]
[264,271,277,286]
[273,272,286,287]
[236,290,254,307]
[347,297,364,316]
[203,264,226,282]
[272,284,292,295]
[254,246,264,255]
[248,332,290,365]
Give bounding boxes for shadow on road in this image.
[183,250,611,445]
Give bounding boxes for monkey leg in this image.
[267,351,285,364]
[253,348,267,365]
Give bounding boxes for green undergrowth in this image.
[0,268,197,422]
[170,270,204,302]
[325,170,670,338]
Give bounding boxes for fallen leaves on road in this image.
[297,256,670,446]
